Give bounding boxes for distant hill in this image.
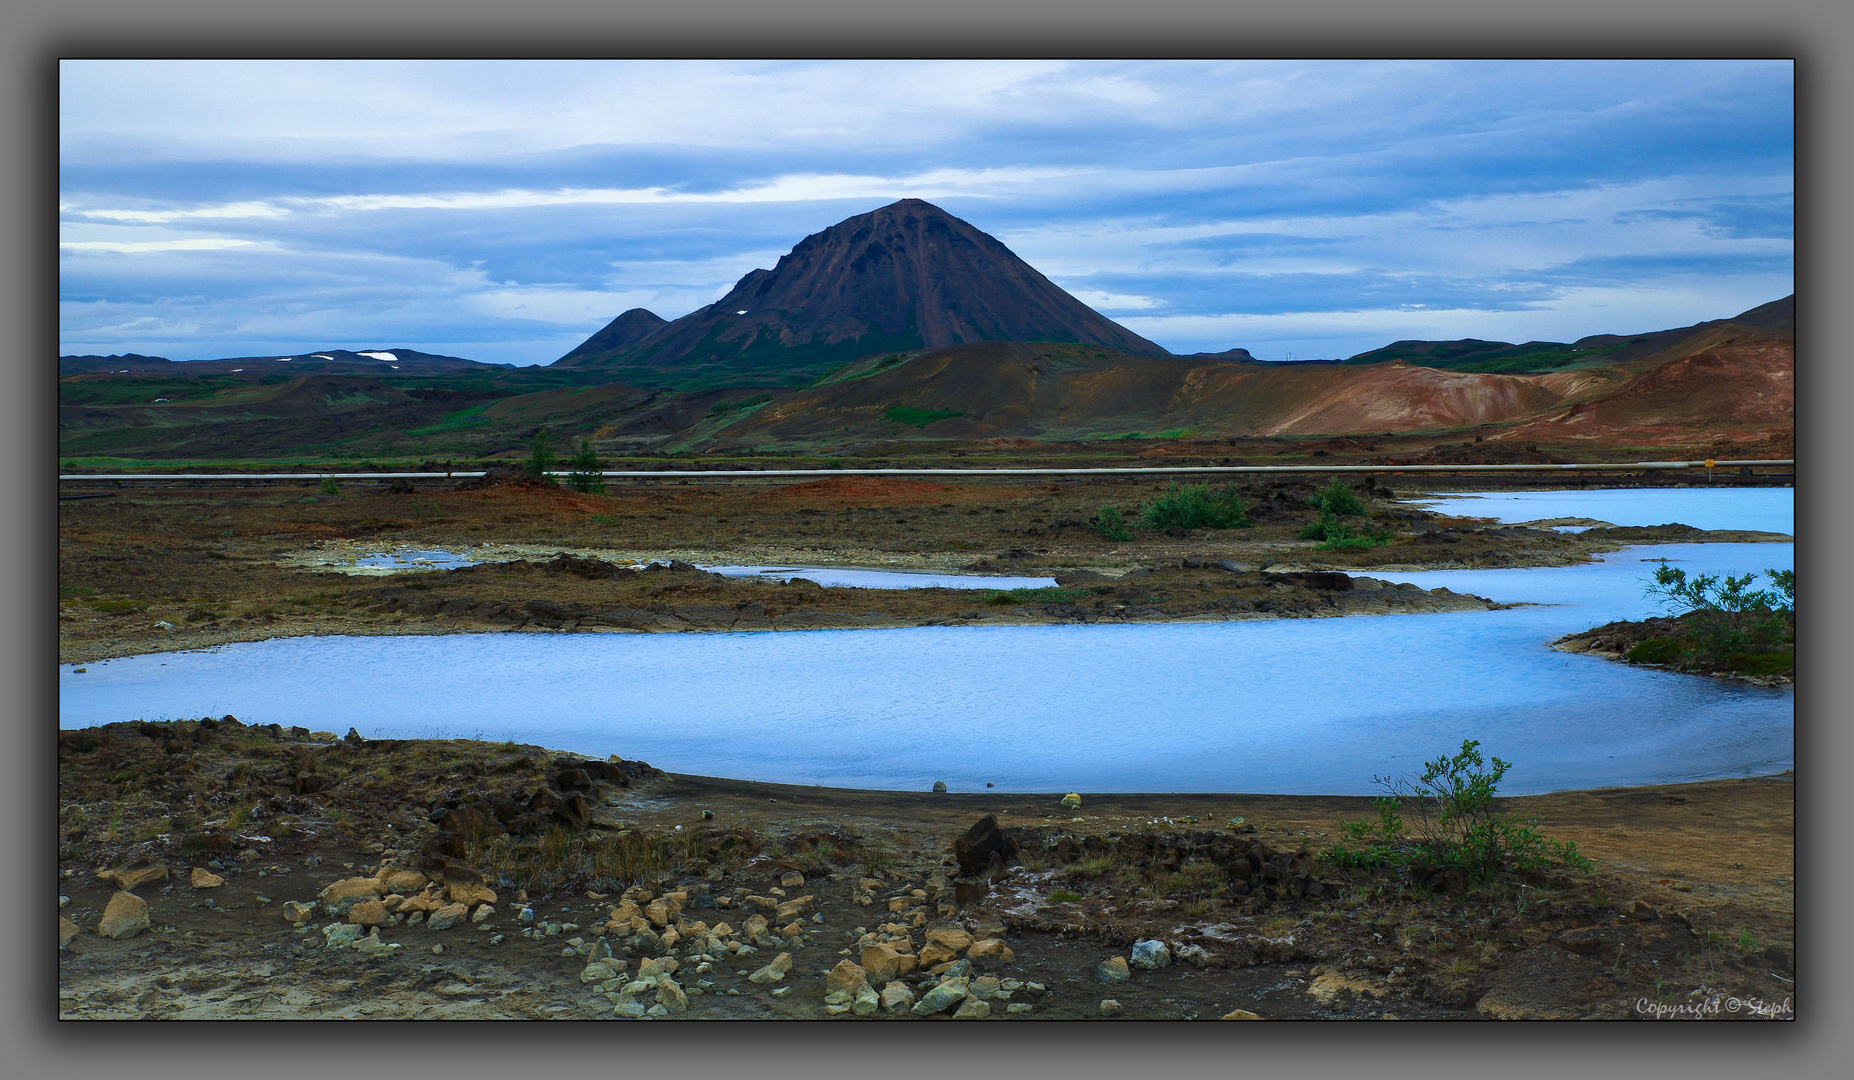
[1342,295,1794,375]
[553,198,1170,388]
[695,340,1619,447]
[58,348,505,378]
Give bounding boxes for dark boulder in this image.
[953,814,1021,877]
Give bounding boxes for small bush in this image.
[1643,565,1794,664]
[1139,483,1252,530]
[1322,740,1591,885]
[1088,505,1133,542]
[564,438,606,494]
[526,429,556,482]
[1312,478,1366,517]
[317,475,341,496]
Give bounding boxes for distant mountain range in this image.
[553,199,1168,387]
[58,348,506,378]
[1339,295,1794,375]
[55,197,1793,461]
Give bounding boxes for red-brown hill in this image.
[704,341,1628,446]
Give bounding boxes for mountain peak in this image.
[554,201,1169,383]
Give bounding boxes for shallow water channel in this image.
[60,490,1793,796]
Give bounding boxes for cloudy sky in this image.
[59,59,1793,366]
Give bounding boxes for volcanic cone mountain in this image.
[555,199,1169,387]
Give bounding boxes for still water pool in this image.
[59,491,1793,795]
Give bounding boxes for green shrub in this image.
[1322,740,1591,885]
[1644,564,1793,664]
[317,475,341,496]
[1139,483,1252,530]
[564,438,606,494]
[1312,478,1366,517]
[526,429,556,482]
[1088,505,1133,542]
[1300,512,1390,549]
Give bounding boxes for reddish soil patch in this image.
[762,476,961,503]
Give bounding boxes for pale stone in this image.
[106,863,168,892]
[910,978,969,1016]
[347,899,388,927]
[918,943,957,967]
[827,959,870,998]
[860,943,906,985]
[747,952,793,985]
[880,981,916,1014]
[59,915,80,949]
[968,938,1014,967]
[471,905,494,924]
[322,922,364,948]
[637,956,679,980]
[1060,793,1082,809]
[924,925,974,953]
[1220,1008,1262,1020]
[354,931,400,958]
[96,892,149,939]
[1095,956,1131,983]
[656,978,689,1014]
[189,868,224,889]
[447,881,496,907]
[744,913,774,946]
[1100,998,1123,1016]
[852,986,880,1016]
[954,999,991,1019]
[1129,939,1172,970]
[425,902,469,931]
[779,871,805,889]
[282,901,316,924]
[318,877,383,915]
[378,868,426,894]
[1006,1002,1035,1014]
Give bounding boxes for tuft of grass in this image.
[1088,505,1133,542]
[1047,889,1084,903]
[1300,512,1391,549]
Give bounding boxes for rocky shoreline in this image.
[59,556,1508,665]
[57,720,1795,1021]
[1553,614,1795,687]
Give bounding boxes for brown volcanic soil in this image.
[56,473,1788,664]
[716,345,1620,445]
[1501,339,1794,447]
[57,721,1794,1020]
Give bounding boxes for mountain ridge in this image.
[552,199,1169,387]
